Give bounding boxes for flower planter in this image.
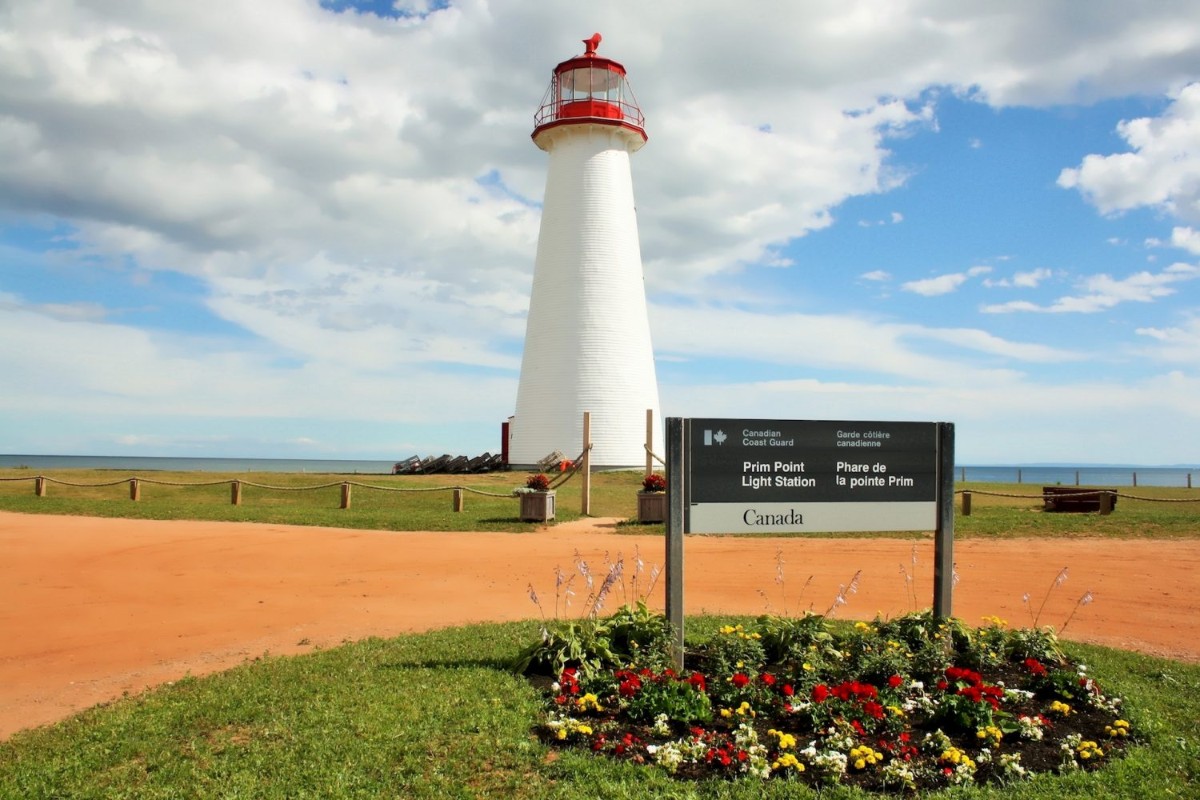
[520,490,556,522]
[637,491,667,524]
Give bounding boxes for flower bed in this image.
[527,611,1135,792]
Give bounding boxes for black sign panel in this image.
[685,419,939,533]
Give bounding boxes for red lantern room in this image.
[532,33,646,148]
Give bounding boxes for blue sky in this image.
[1,0,1198,465]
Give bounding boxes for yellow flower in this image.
[802,662,814,672]
[576,693,603,712]
[1106,719,1131,738]
[849,745,882,770]
[768,729,797,750]
[1048,700,1073,716]
[720,708,732,718]
[772,753,803,771]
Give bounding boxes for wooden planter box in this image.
[520,491,556,522]
[637,491,667,523]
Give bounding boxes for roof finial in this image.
[583,32,601,56]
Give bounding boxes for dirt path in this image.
[2,511,1197,740]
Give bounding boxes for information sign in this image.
[686,418,939,533]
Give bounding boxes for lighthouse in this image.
[509,33,661,469]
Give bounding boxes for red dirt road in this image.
[2,511,1198,740]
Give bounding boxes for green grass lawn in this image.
[1,468,1197,538]
[0,620,1196,799]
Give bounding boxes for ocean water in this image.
[957,465,1196,488]
[1,454,1196,486]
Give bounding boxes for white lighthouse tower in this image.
[510,33,661,469]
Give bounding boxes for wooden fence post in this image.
[340,482,352,509]
[452,488,464,512]
[231,480,242,506]
[1100,491,1114,515]
[130,478,141,502]
[35,476,46,497]
[961,491,972,516]
[581,411,591,516]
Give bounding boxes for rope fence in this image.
[954,488,1200,503]
[644,444,666,468]
[1,473,528,511]
[548,444,592,490]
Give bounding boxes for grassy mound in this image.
[0,619,1196,799]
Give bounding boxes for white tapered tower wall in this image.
[510,121,661,468]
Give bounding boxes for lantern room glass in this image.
[559,67,622,103]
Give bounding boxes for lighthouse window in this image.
[560,68,619,102]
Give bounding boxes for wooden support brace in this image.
[130,478,141,502]
[231,480,242,506]
[961,491,971,516]
[340,482,352,509]
[453,488,464,512]
[35,476,46,497]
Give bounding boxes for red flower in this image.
[731,673,750,689]
[615,669,643,697]
[812,684,830,703]
[687,672,707,693]
[782,683,794,697]
[761,673,777,687]
[1024,658,1048,677]
[888,674,904,689]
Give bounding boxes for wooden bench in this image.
[1042,486,1116,514]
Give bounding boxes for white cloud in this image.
[1136,316,1200,365]
[983,262,1199,313]
[1059,82,1200,223]
[902,265,992,296]
[650,304,1073,387]
[2,1,1200,460]
[983,267,1053,288]
[1172,226,1200,254]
